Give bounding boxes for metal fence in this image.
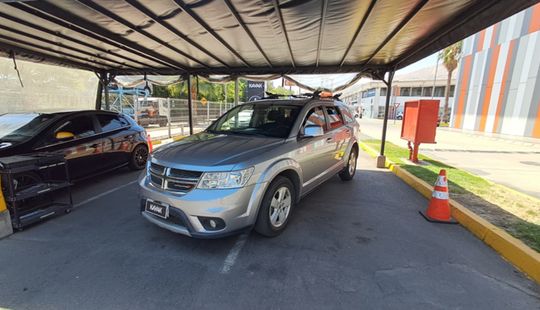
[104,95,238,140]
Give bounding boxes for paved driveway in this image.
[0,151,538,309]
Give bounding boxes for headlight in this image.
[197,167,254,189]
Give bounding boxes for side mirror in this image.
[55,131,75,141]
[303,125,324,138]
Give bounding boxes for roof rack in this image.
[261,90,342,101]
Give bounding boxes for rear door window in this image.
[97,114,128,132]
[325,106,344,129]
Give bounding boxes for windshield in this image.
[208,103,301,138]
[0,113,57,143]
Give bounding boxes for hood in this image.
[152,132,284,169]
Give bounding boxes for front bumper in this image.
[139,175,267,238]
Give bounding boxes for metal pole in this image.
[95,77,103,110]
[234,78,239,106]
[377,70,395,168]
[206,100,210,124]
[187,75,194,135]
[431,52,440,99]
[103,73,110,111]
[133,91,139,124]
[167,97,171,138]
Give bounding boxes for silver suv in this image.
[139,97,359,238]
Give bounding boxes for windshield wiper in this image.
[228,130,271,138]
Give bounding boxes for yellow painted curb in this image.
[151,135,185,146]
[358,140,540,284]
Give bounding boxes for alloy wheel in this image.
[269,186,292,228]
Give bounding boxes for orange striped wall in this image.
[478,45,500,132]
[452,3,540,138]
[453,55,472,129]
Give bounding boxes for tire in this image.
[254,176,295,237]
[339,147,357,181]
[129,144,149,170]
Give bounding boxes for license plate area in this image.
[145,200,169,219]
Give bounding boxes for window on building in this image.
[400,87,411,96]
[362,88,375,98]
[422,87,433,97]
[434,86,445,97]
[411,87,422,96]
[380,87,387,96]
[449,85,455,97]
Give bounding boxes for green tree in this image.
[439,41,462,122]
[150,77,248,103]
[267,82,294,96]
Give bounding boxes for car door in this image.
[324,105,351,169]
[95,113,132,169]
[34,114,103,180]
[296,106,334,190]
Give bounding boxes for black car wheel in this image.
[129,144,149,170]
[255,176,295,237]
[339,147,357,181]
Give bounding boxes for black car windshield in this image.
[208,103,301,138]
[0,113,57,143]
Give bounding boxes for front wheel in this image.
[128,144,149,170]
[254,176,295,237]
[339,147,357,181]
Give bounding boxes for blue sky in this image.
[397,52,439,74]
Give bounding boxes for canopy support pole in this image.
[377,69,395,168]
[187,75,194,135]
[95,72,115,111]
[95,78,103,110]
[234,78,239,106]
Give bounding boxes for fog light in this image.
[198,217,225,231]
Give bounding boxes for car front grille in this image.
[149,163,202,194]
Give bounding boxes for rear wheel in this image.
[255,176,295,237]
[339,147,357,181]
[129,144,149,170]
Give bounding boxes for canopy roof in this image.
[0,0,537,77]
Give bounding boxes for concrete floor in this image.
[358,119,540,199]
[0,151,538,309]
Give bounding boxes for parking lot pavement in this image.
[0,152,539,309]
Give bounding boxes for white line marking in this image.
[220,233,249,274]
[73,180,138,208]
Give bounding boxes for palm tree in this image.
[439,41,462,123]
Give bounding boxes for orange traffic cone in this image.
[419,169,457,224]
[147,134,153,153]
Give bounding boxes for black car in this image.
[0,110,149,181]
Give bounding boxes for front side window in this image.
[209,103,301,138]
[55,116,96,139]
[326,107,344,129]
